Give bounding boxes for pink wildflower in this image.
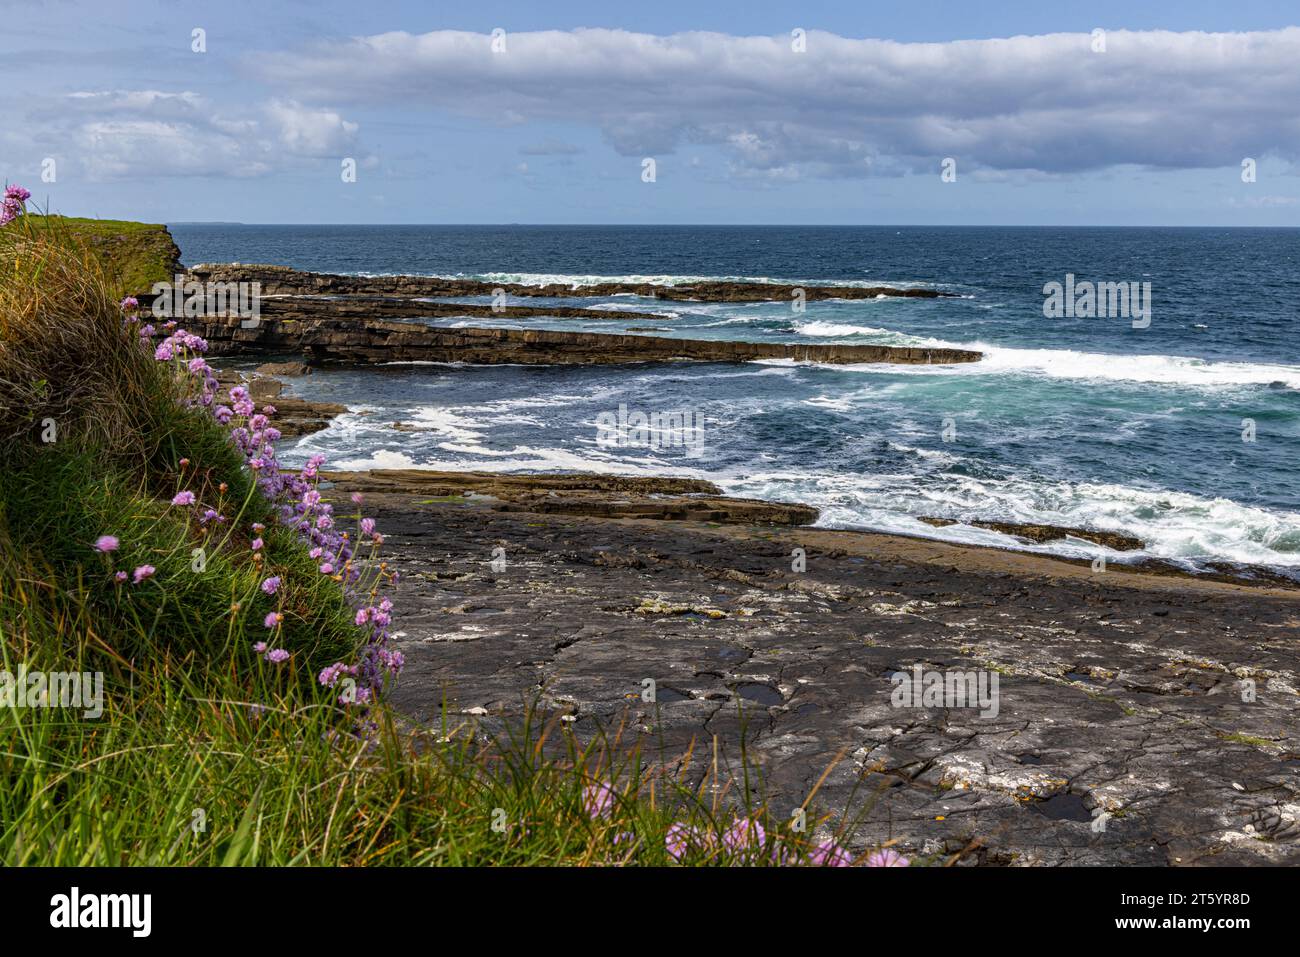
[866,848,909,867]
[809,839,853,867]
[582,782,616,819]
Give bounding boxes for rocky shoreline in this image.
[188,262,956,303]
[322,472,1300,866]
[163,263,981,367]
[213,357,1300,865]
[228,361,1290,583]
[194,316,981,366]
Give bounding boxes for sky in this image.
[3,0,1300,225]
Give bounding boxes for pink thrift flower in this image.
[722,817,766,855]
[809,839,853,867]
[113,571,128,584]
[319,563,334,575]
[250,537,264,551]
[866,848,909,867]
[265,649,290,664]
[665,823,701,862]
[93,535,119,553]
[263,611,283,629]
[132,565,155,584]
[171,491,195,506]
[581,782,616,819]
[253,642,268,654]
[261,576,280,595]
[318,663,348,686]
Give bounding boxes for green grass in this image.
[24,215,180,297]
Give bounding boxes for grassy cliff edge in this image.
[29,215,182,296]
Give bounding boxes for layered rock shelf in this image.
[191,315,983,366]
[323,469,820,525]
[188,262,955,302]
[248,294,672,323]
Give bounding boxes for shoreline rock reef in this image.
[164,263,982,367]
[187,262,957,303]
[196,316,981,366]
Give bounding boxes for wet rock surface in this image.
[189,262,955,302]
[190,315,982,366]
[329,482,1300,866]
[246,294,671,323]
[920,517,1146,552]
[325,469,819,525]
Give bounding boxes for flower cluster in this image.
[1,183,30,226]
[93,301,403,705]
[583,784,909,867]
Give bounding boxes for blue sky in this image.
[3,0,1300,225]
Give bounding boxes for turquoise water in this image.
[173,225,1300,572]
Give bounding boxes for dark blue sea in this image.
[171,225,1300,571]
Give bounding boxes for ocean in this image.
[171,224,1300,573]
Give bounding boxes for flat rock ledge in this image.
[189,262,956,303]
[321,477,1300,866]
[920,517,1146,552]
[323,469,819,526]
[190,316,982,366]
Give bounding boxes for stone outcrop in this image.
[176,263,978,366]
[324,469,819,526]
[191,316,982,366]
[188,262,955,303]
[248,295,672,324]
[920,517,1146,551]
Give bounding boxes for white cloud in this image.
[252,27,1300,178]
[264,99,359,157]
[25,90,362,180]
